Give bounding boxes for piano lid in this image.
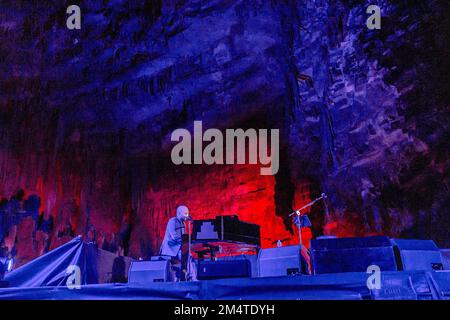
[191,215,261,247]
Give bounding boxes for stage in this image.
[0,270,449,300]
[0,237,449,300]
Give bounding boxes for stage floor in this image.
[0,271,449,300]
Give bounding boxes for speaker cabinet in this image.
[217,254,259,278]
[441,249,450,270]
[311,236,398,274]
[258,245,301,278]
[392,239,443,271]
[197,259,251,280]
[128,260,171,284]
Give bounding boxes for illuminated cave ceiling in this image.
[0,0,449,263]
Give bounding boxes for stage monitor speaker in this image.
[217,254,259,278]
[441,249,450,270]
[128,259,171,284]
[311,236,398,274]
[391,239,444,271]
[258,245,301,278]
[197,259,250,280]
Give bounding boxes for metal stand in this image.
[187,219,192,280]
[297,217,303,247]
[289,193,328,274]
[291,209,305,274]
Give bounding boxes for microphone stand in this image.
[181,217,193,281]
[288,193,327,273]
[177,219,192,281]
[187,219,191,281]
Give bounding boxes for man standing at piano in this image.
[160,205,192,281]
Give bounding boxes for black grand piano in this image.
[183,215,261,259]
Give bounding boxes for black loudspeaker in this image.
[441,250,450,270]
[258,245,301,278]
[197,259,250,280]
[311,236,398,274]
[128,259,171,284]
[217,255,259,278]
[96,248,134,284]
[392,239,443,271]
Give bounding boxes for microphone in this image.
[185,215,193,221]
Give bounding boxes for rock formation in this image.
[0,0,448,265]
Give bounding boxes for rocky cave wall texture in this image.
[0,0,449,265]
